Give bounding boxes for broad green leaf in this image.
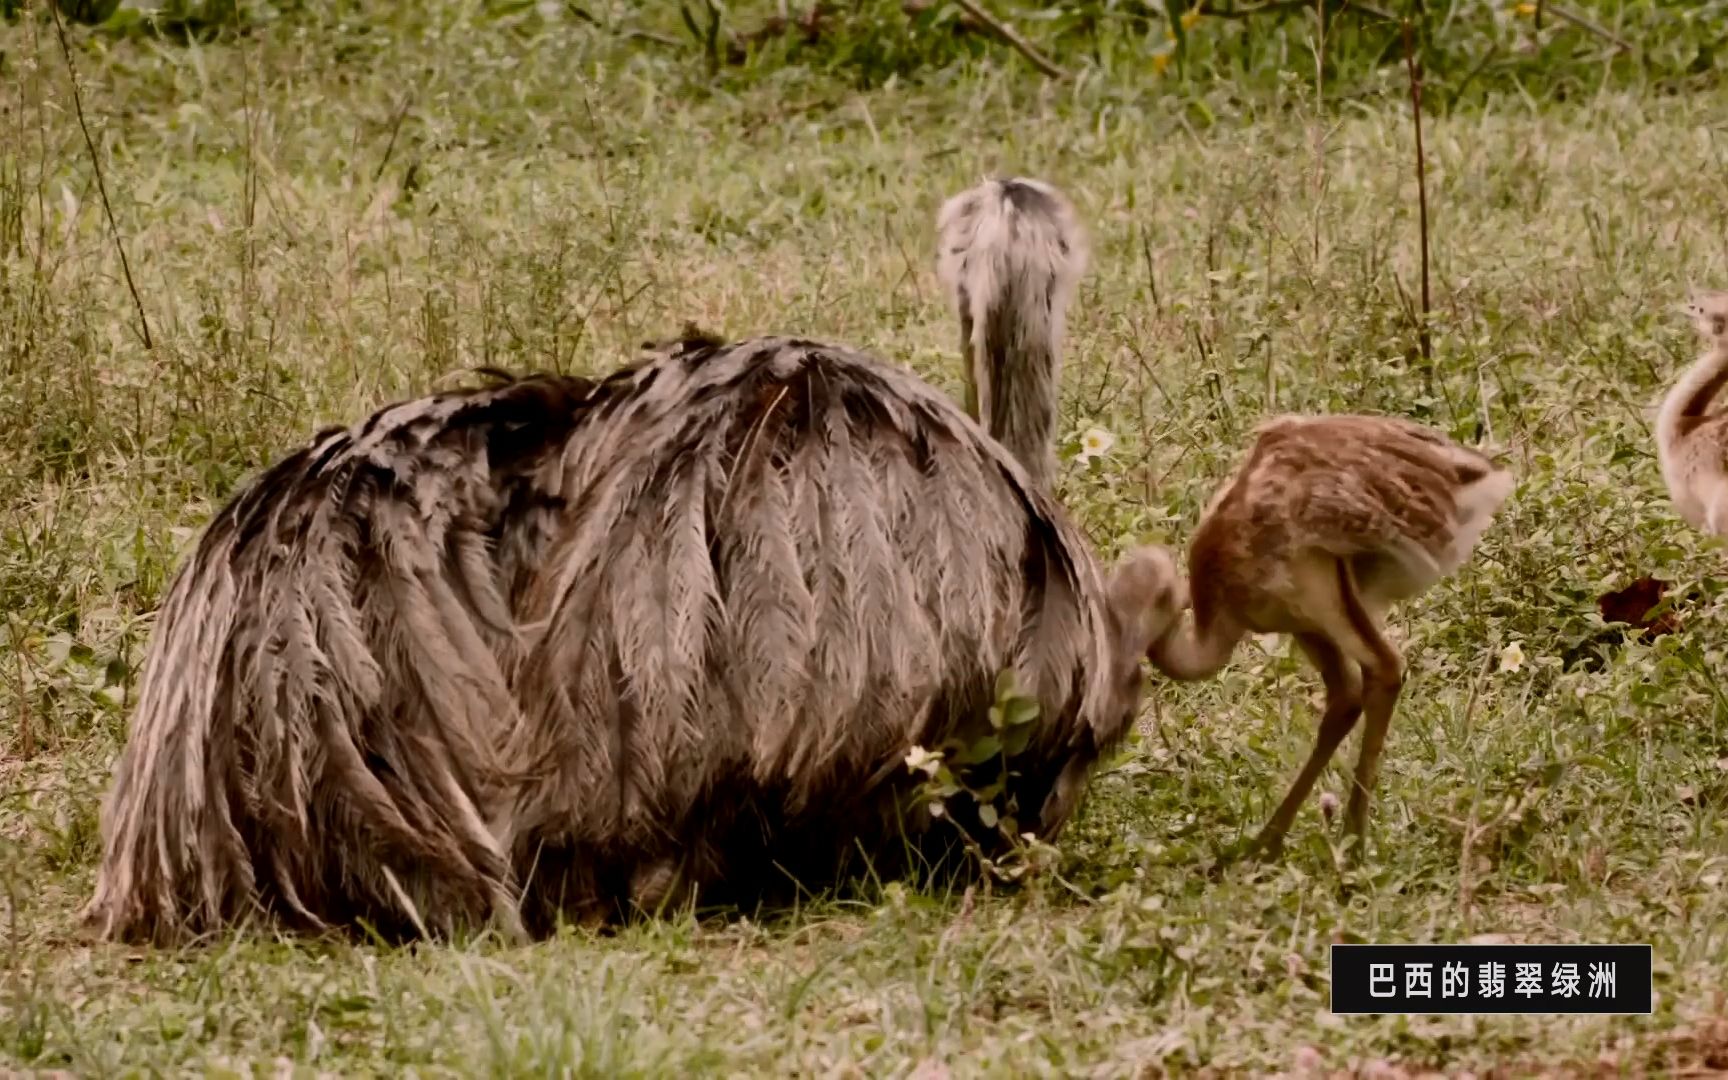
[951,735,1002,766]
[1001,721,1036,757]
[1003,696,1040,728]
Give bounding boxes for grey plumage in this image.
[937,178,1088,493]
[84,178,1162,942]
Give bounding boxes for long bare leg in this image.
[1344,664,1403,844]
[1335,561,1405,852]
[1243,631,1364,861]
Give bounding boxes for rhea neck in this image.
[1658,336,1728,457]
[968,308,1060,492]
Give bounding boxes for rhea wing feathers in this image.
[84,375,596,944]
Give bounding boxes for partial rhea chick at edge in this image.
[1139,415,1514,862]
[1657,291,1728,538]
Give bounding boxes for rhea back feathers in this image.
[502,334,1133,930]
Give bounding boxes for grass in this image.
[5,0,1728,1073]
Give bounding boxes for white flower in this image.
[1499,641,1526,673]
[1076,426,1116,464]
[904,744,942,776]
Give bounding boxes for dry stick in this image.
[1546,2,1632,53]
[627,29,685,48]
[950,0,1070,81]
[1402,19,1432,367]
[6,620,33,761]
[1140,229,1163,314]
[372,93,415,183]
[47,1,152,350]
[1309,0,1325,269]
[241,44,259,346]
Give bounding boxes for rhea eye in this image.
[1714,315,1726,336]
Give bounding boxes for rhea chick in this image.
[1657,291,1728,537]
[1138,415,1514,862]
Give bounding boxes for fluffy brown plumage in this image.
[1657,290,1728,537]
[1136,414,1514,861]
[85,177,1167,942]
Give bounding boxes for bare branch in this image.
[1402,19,1432,367]
[1545,2,1633,53]
[47,2,153,350]
[950,0,1070,81]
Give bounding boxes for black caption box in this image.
[1331,944,1653,1015]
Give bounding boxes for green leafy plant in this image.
[904,669,1062,883]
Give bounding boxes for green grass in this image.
[6,1,1728,1073]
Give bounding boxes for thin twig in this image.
[1445,40,1500,109]
[1309,0,1326,269]
[47,2,152,350]
[1402,19,1432,366]
[1139,227,1162,314]
[626,29,684,47]
[372,93,414,183]
[950,0,1070,80]
[6,620,32,761]
[1545,2,1632,53]
[241,40,258,351]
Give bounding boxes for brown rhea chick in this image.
[1143,414,1515,862]
[1105,545,1190,659]
[1657,290,1728,538]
